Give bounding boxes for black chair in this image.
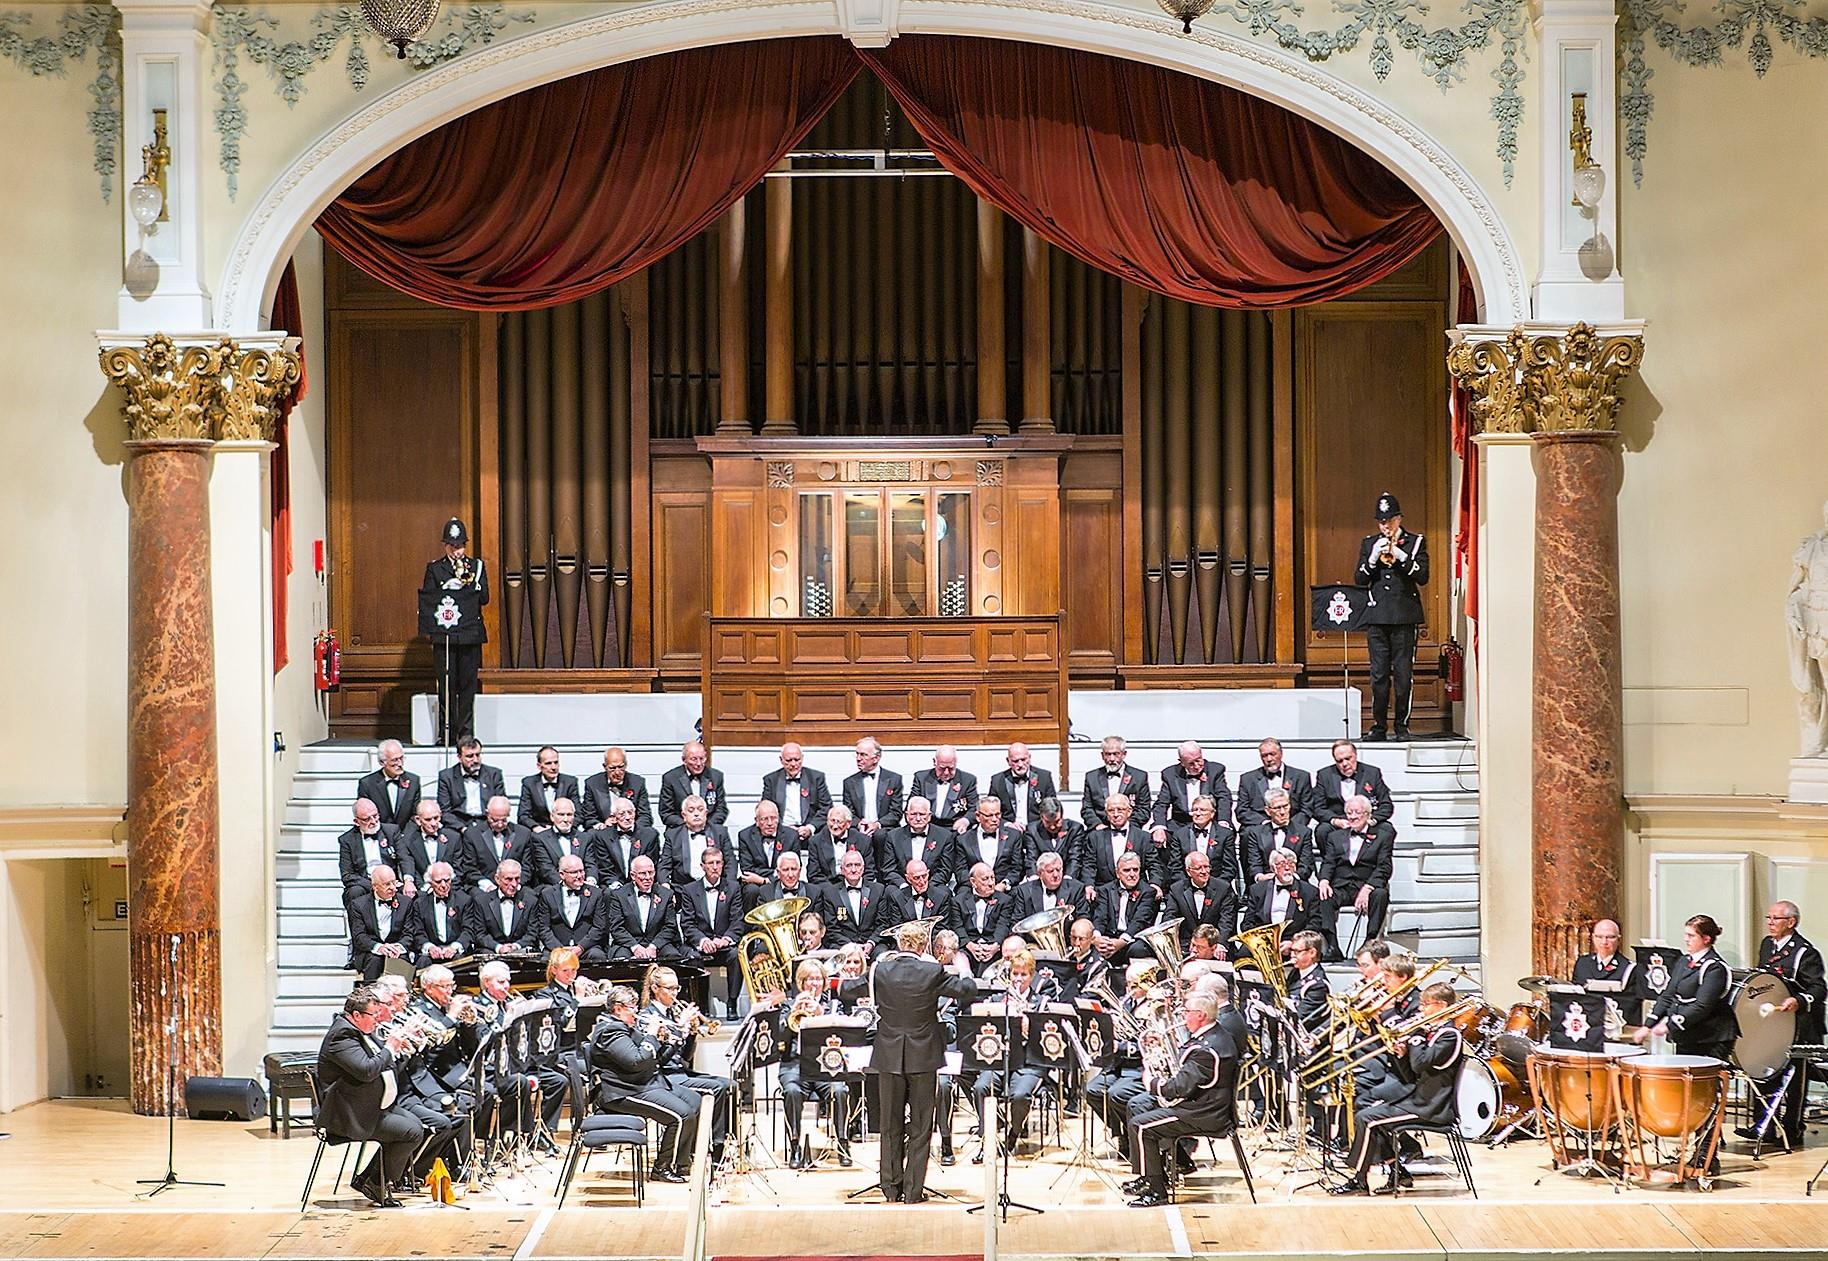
[1163,1125,1256,1204]
[1385,1119,1478,1198]
[555,1058,648,1207]
[298,1077,375,1211]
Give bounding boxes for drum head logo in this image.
[818,1034,848,1075]
[1560,1001,1591,1043]
[1084,1020,1105,1060]
[435,596,462,629]
[1040,1020,1066,1061]
[1646,955,1671,994]
[972,1022,1006,1063]
[1327,592,1353,625]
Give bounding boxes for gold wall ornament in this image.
[100,334,302,444]
[1448,329,1529,434]
[216,342,304,443]
[1523,322,1644,433]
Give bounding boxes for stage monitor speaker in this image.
[185,1075,267,1121]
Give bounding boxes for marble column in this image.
[100,334,300,1113]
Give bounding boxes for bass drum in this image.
[1455,1056,1531,1140]
[1731,967,1797,1080]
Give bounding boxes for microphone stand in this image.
[137,934,223,1197]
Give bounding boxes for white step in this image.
[278,967,361,1000]
[279,907,349,939]
[1414,795,1478,821]
[1389,901,1479,933]
[266,1028,323,1054]
[1411,846,1479,879]
[278,937,353,969]
[278,854,342,883]
[275,997,344,1029]
[277,880,348,911]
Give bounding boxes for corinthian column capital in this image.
[98,332,301,444]
[1448,321,1646,436]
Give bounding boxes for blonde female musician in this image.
[640,966,731,1163]
[777,957,853,1168]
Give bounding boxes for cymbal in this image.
[1516,975,1557,994]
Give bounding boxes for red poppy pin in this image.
[887,785,898,797]
[862,896,870,908]
[400,778,411,790]
[800,787,809,798]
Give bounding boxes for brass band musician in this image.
[1329,981,1461,1195]
[970,948,1053,1159]
[1121,990,1239,1207]
[772,957,855,1168]
[640,966,731,1164]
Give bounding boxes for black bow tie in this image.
[1011,774,1026,783]
[463,772,479,779]
[786,777,799,784]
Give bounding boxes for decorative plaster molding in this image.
[0,804,128,858]
[0,5,120,199]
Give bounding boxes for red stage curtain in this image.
[316,38,858,310]
[271,262,306,673]
[861,37,1441,309]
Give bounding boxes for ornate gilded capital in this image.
[1448,323,1644,435]
[99,333,301,444]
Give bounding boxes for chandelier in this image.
[1156,0,1215,33]
[360,0,440,58]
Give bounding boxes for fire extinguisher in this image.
[1439,636,1465,703]
[314,629,341,692]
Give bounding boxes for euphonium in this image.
[1139,918,1186,987]
[1080,971,1146,1040]
[1010,906,1071,956]
[739,895,809,1000]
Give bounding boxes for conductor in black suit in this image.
[316,985,423,1206]
[839,921,978,1203]
[422,517,488,745]
[1353,491,1429,741]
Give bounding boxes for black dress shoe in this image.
[1733,1124,1762,1141]
[972,1150,984,1165]
[1364,729,1387,743]
[350,1171,386,1204]
[1394,728,1412,741]
[1175,1150,1198,1174]
[651,1167,688,1184]
[1128,1189,1169,1208]
[940,1149,956,1167]
[904,1192,927,1205]
[1326,1176,1368,1195]
[369,1196,404,1209]
[1121,1175,1150,1194]
[838,1149,854,1168]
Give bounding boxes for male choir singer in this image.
[1354,492,1427,741]
[421,517,489,745]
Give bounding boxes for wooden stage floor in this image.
[3,1099,1827,1259]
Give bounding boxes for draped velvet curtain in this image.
[271,262,305,672]
[315,35,1439,312]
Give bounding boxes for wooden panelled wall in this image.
[322,78,1454,736]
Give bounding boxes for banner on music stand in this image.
[1546,984,1605,1052]
[1633,942,1683,1005]
[1309,584,1370,633]
[1024,1005,1080,1073]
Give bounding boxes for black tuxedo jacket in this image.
[677,877,740,950]
[1314,762,1394,826]
[1079,763,1151,829]
[336,822,414,889]
[356,769,422,831]
[988,768,1057,829]
[1235,764,1320,828]
[1165,880,1238,945]
[1091,880,1158,941]
[1318,823,1397,892]
[909,768,979,828]
[588,824,663,888]
[436,763,506,827]
[315,1014,401,1141]
[527,827,596,887]
[1354,529,1429,625]
[345,886,417,981]
[818,879,890,948]
[460,820,534,889]
[1079,824,1166,891]
[534,883,608,955]
[948,888,1012,946]
[949,823,1029,890]
[736,824,800,885]
[400,823,466,885]
[516,771,581,830]
[661,822,733,887]
[577,770,653,829]
[421,554,489,643]
[408,888,471,955]
[1152,762,1233,831]
[1240,816,1320,883]
[888,882,955,925]
[804,827,878,885]
[1285,963,1332,1031]
[1169,821,1241,890]
[466,888,538,952]
[606,883,682,957]
[1245,878,1322,936]
[659,764,728,828]
[842,767,905,831]
[760,767,833,834]
[840,951,978,1073]
[1006,875,1089,925]
[759,878,817,908]
[876,825,954,888]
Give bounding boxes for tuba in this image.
[1011,905,1071,956]
[888,915,942,956]
[1233,922,1292,1007]
[1139,917,1186,984]
[739,895,809,1000]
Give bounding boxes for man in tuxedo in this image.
[338,799,415,895]
[1244,849,1323,939]
[760,741,831,843]
[819,848,888,949]
[805,804,876,886]
[422,516,489,746]
[890,858,955,924]
[760,850,815,907]
[737,799,796,907]
[346,865,415,981]
[1235,738,1321,828]
[356,739,420,831]
[1026,799,1085,880]
[678,844,741,1011]
[1151,742,1233,844]
[1354,491,1429,741]
[1081,793,1167,893]
[843,736,904,839]
[1165,851,1237,948]
[952,797,1027,892]
[1315,740,1394,830]
[659,740,727,828]
[401,801,466,889]
[437,737,505,830]
[607,855,682,961]
[527,797,595,888]
[1242,788,1318,885]
[591,796,661,890]
[516,745,579,831]
[461,796,531,894]
[1092,852,1158,963]
[468,858,537,953]
[1317,796,1396,960]
[316,985,423,1205]
[988,741,1055,833]
[579,746,653,829]
[1081,735,1151,830]
[663,794,732,888]
[409,861,469,965]
[950,862,1011,972]
[1171,794,1237,893]
[535,853,608,961]
[910,745,979,834]
[877,795,951,890]
[1007,850,1089,924]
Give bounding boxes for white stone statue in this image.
[1786,500,1828,756]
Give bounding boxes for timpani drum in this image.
[1615,1054,1729,1187]
[1526,1043,1644,1172]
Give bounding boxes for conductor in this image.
[421,518,489,745]
[840,919,978,1203]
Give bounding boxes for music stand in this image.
[418,586,480,755]
[799,1015,869,1170]
[959,1007,1042,1218]
[723,1013,781,1190]
[1310,584,1370,739]
[1047,1010,1125,1197]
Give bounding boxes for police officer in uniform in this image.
[421,518,489,745]
[1354,492,1428,741]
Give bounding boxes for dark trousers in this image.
[877,1069,939,1200]
[973,1067,1045,1147]
[661,1071,731,1150]
[1364,622,1418,732]
[1320,883,1389,959]
[1130,1105,1217,1188]
[779,1061,851,1154]
[600,1082,701,1169]
[1348,1100,1423,1180]
[356,1107,427,1189]
[433,638,482,744]
[1086,1067,1147,1150]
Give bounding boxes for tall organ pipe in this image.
[609,289,633,665]
[500,314,526,667]
[1248,313,1274,662]
[581,291,611,667]
[524,306,553,669]
[1222,310,1250,662]
[1163,300,1192,665]
[1140,293,1164,665]
[1192,304,1222,664]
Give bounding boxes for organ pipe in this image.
[608,289,633,665]
[1192,304,1222,665]
[1140,291,1164,665]
[718,202,749,433]
[976,199,1006,433]
[1021,227,1051,432]
[764,163,794,434]
[1222,310,1250,662]
[581,290,610,667]
[1248,312,1274,662]
[500,313,526,666]
[1163,299,1191,665]
[551,301,583,670]
[524,306,552,669]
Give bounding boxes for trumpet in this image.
[787,990,825,1033]
[574,975,610,1001]
[387,1008,456,1054]
[447,994,484,1025]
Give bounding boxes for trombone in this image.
[1300,992,1487,1091]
